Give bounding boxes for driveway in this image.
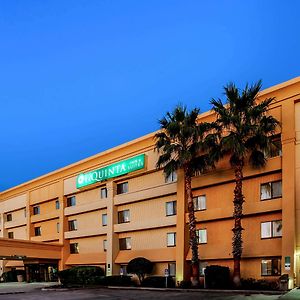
[0,284,284,300]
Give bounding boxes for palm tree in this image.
[210,80,280,286]
[155,105,211,286]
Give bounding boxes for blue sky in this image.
[1,0,299,190]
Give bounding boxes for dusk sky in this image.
[1,0,300,191]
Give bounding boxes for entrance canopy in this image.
[0,238,62,261]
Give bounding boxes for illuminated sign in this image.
[76,154,145,188]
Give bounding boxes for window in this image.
[193,195,206,211]
[261,220,282,238]
[67,196,76,207]
[261,258,281,276]
[117,182,128,194]
[120,265,128,275]
[102,214,108,226]
[55,200,60,210]
[118,210,130,223]
[168,263,176,277]
[68,220,78,231]
[8,232,14,239]
[70,243,79,254]
[260,181,282,200]
[34,227,41,236]
[166,201,177,216]
[6,213,12,222]
[165,171,177,183]
[268,135,282,158]
[24,208,27,218]
[119,237,131,250]
[199,261,208,276]
[196,229,207,244]
[101,187,108,199]
[57,222,60,233]
[103,239,108,252]
[167,232,176,247]
[33,206,40,215]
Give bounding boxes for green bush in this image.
[101,275,133,286]
[241,278,279,290]
[58,266,105,286]
[127,257,153,284]
[1,270,25,282]
[204,265,230,289]
[141,276,175,288]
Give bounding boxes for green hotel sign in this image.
[76,154,145,189]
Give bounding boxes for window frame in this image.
[70,243,79,254]
[165,171,177,183]
[193,195,206,211]
[261,220,282,239]
[261,258,281,276]
[33,206,40,215]
[196,228,207,244]
[118,210,130,224]
[6,213,12,222]
[55,200,60,210]
[120,265,128,275]
[267,134,282,158]
[101,187,108,199]
[260,181,282,201]
[167,232,176,247]
[68,219,78,231]
[119,237,132,250]
[102,213,108,226]
[116,182,129,195]
[166,201,177,216]
[168,262,176,277]
[34,226,41,236]
[67,196,76,207]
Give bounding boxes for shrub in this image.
[178,280,192,289]
[1,270,25,282]
[141,276,175,288]
[101,275,133,286]
[127,257,153,284]
[204,265,230,289]
[58,266,105,286]
[241,278,279,290]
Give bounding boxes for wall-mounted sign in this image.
[76,154,145,189]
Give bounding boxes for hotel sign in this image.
[76,154,145,189]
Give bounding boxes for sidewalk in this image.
[0,282,58,294]
[279,288,300,300]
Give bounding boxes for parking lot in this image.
[0,283,285,300]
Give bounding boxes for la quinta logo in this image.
[76,154,145,188]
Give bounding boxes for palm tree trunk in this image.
[232,160,244,287]
[185,166,199,286]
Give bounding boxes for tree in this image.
[127,257,153,284]
[210,80,279,286]
[155,105,211,286]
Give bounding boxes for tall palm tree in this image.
[210,80,280,286]
[155,105,211,286]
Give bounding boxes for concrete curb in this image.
[107,285,285,295]
[42,284,285,295]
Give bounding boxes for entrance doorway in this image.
[24,260,58,282]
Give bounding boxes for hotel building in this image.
[0,77,300,288]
